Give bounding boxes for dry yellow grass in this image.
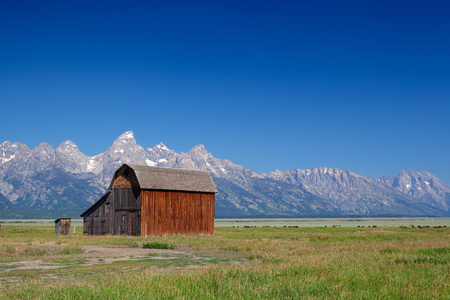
[0,225,448,299]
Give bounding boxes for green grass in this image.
[142,241,175,250]
[0,223,449,299]
[56,246,84,255]
[5,246,16,253]
[49,258,87,266]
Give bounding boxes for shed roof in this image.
[80,191,111,217]
[109,164,218,193]
[54,218,71,223]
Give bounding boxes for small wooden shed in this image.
[81,164,217,236]
[54,218,71,235]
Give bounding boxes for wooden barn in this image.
[54,218,71,235]
[81,164,217,236]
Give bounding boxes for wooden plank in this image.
[180,192,185,235]
[190,192,194,235]
[153,191,157,235]
[192,193,196,235]
[155,191,160,236]
[169,192,174,235]
[166,191,171,235]
[200,194,205,234]
[211,193,215,235]
[194,193,199,234]
[171,192,176,234]
[161,191,166,236]
[157,191,162,236]
[149,191,154,236]
[141,191,147,235]
[206,193,210,234]
[185,193,190,235]
[150,191,155,236]
[162,191,167,236]
[174,192,179,234]
[164,192,173,235]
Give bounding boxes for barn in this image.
[80,164,217,236]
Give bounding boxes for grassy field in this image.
[215,217,450,228]
[0,222,449,299]
[3,217,449,227]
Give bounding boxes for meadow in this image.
[0,220,449,299]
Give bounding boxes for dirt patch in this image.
[1,260,63,270]
[82,245,190,257]
[0,246,234,272]
[175,244,193,251]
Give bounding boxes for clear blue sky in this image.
[1,1,449,183]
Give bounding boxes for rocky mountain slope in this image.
[264,168,446,216]
[381,170,450,212]
[0,131,448,217]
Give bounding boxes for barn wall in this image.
[111,188,142,236]
[83,195,112,236]
[141,190,215,236]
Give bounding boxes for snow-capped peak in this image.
[117,131,135,141]
[112,131,138,148]
[56,140,79,153]
[155,142,170,151]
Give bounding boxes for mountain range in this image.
[1,131,449,217]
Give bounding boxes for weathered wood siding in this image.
[83,194,112,236]
[55,218,71,235]
[82,165,216,236]
[110,188,142,236]
[141,190,215,236]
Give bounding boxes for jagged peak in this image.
[31,142,54,155]
[155,142,171,151]
[34,142,53,149]
[0,141,26,148]
[385,170,441,183]
[61,140,76,145]
[111,131,138,148]
[117,131,135,141]
[189,144,208,154]
[398,169,427,175]
[56,140,79,152]
[0,141,13,148]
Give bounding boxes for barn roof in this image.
[109,164,218,193]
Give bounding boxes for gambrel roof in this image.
[108,164,218,193]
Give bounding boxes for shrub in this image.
[56,247,84,255]
[143,242,174,250]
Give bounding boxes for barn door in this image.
[117,210,141,236]
[111,188,142,236]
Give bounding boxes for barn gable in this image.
[110,165,140,189]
